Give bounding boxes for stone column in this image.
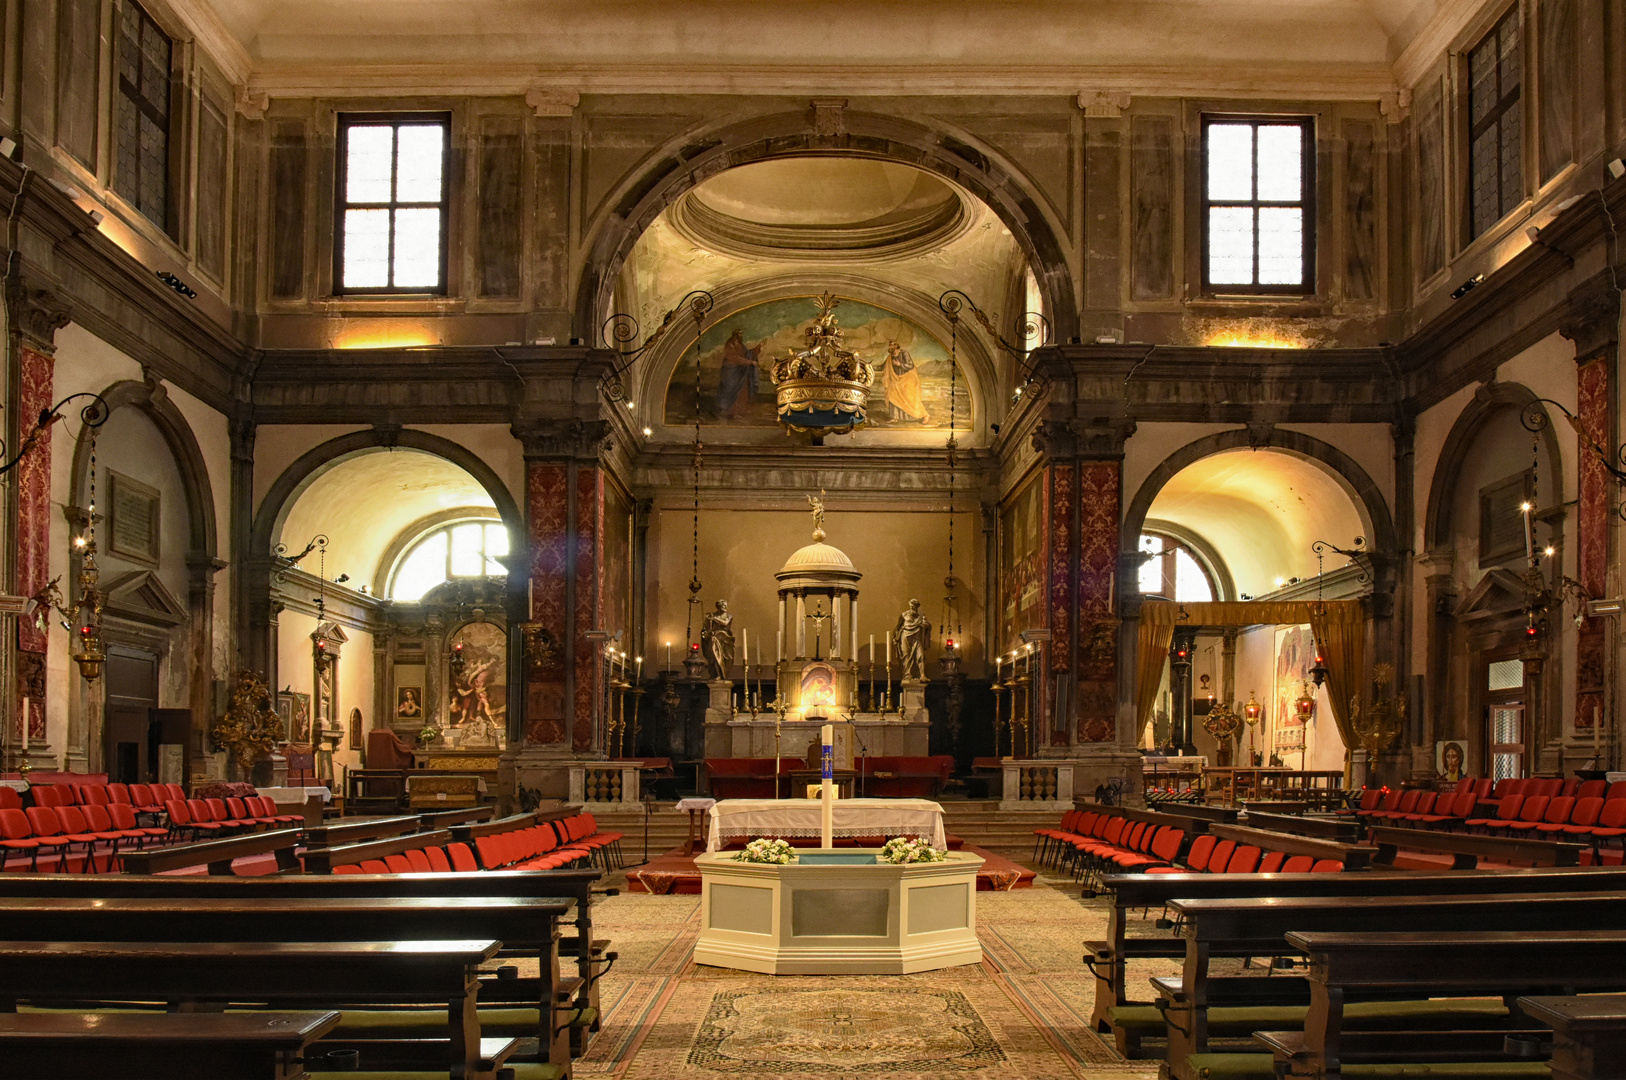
[5,278,70,770]
[504,416,614,804]
[1561,277,1620,768]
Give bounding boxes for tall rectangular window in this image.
[113,2,171,232]
[1468,8,1522,240]
[1202,117,1314,294]
[336,114,449,293]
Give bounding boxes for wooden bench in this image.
[303,816,421,849]
[119,828,305,876]
[1368,824,1584,869]
[0,868,610,1058]
[0,895,574,1069]
[1156,803,1242,826]
[1256,930,1626,1080]
[1207,823,1370,870]
[0,939,505,1080]
[420,806,497,831]
[0,1011,341,1080]
[1519,993,1626,1080]
[1086,865,1626,1032]
[300,828,455,873]
[1241,812,1361,844]
[1153,891,1626,1077]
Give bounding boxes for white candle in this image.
[741,628,747,678]
[820,723,835,848]
[777,629,783,664]
[886,631,891,667]
[665,641,672,670]
[527,578,534,617]
[635,656,642,681]
[22,698,28,737]
[1522,501,1535,564]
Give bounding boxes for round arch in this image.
[1423,382,1564,554]
[1122,429,1398,565]
[575,109,1080,344]
[250,429,523,559]
[68,379,218,561]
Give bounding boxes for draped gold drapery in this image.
[1134,600,1365,758]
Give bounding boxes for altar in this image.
[706,797,947,852]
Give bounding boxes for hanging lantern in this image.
[1294,681,1316,722]
[769,293,874,436]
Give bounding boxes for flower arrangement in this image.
[877,836,948,864]
[733,838,795,864]
[416,724,440,746]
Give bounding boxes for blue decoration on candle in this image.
[821,744,833,780]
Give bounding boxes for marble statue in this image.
[701,599,735,681]
[896,598,931,682]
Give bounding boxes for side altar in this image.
[703,507,931,767]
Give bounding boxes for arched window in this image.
[1137,533,1215,603]
[388,520,509,601]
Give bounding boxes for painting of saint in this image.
[396,686,423,720]
[1274,625,1314,729]
[715,329,762,418]
[663,296,969,430]
[1436,740,1467,782]
[880,340,928,423]
[447,622,507,744]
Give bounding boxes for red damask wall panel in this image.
[1575,357,1610,730]
[573,466,603,752]
[525,463,569,745]
[1075,461,1121,743]
[15,348,52,658]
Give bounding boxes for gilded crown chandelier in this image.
[769,293,875,436]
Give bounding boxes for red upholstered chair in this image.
[1497,794,1550,835]
[25,807,77,871]
[1281,855,1314,873]
[425,846,452,872]
[403,848,433,873]
[55,806,115,873]
[1608,781,1626,802]
[1224,845,1262,873]
[1453,777,1477,794]
[1588,799,1626,851]
[0,789,19,812]
[1380,790,1422,821]
[333,864,364,875]
[1578,780,1607,800]
[162,784,186,802]
[1562,797,1605,837]
[1204,839,1237,874]
[106,783,131,805]
[128,784,157,809]
[33,786,71,809]
[0,808,44,869]
[1533,796,1577,834]
[76,785,109,807]
[1471,778,1495,800]
[1258,851,1287,873]
[1310,859,1344,872]
[1469,794,1523,831]
[1400,791,1438,821]
[383,853,414,873]
[447,842,479,872]
[183,799,228,837]
[253,796,302,825]
[106,803,166,846]
[1558,779,1579,798]
[358,859,390,874]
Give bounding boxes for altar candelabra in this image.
[771,696,792,798]
[991,654,1011,758]
[607,649,630,758]
[1012,647,1034,759]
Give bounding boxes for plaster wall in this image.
[275,608,375,779]
[165,380,235,675]
[252,425,372,517]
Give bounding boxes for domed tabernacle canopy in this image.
[776,492,861,664]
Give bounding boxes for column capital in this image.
[6,275,71,354]
[1031,416,1136,461]
[511,417,613,462]
[1559,273,1621,359]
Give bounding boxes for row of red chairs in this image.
[328,813,618,875]
[476,822,594,871]
[0,803,168,872]
[31,783,185,811]
[1464,793,1626,844]
[333,843,478,875]
[165,796,300,841]
[1146,833,1342,876]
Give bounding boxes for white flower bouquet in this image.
[733,838,795,864]
[877,836,948,864]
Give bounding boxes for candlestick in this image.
[664,641,672,671]
[527,578,534,617]
[636,655,643,681]
[1521,500,1535,565]
[22,697,29,740]
[777,629,783,665]
[742,627,748,676]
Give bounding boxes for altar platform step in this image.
[624,843,1035,895]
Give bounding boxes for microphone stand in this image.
[847,714,869,799]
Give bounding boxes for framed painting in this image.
[279,690,311,743]
[396,686,425,721]
[348,707,364,751]
[1436,739,1468,783]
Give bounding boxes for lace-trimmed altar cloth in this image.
[706,797,946,852]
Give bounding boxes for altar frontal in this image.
[693,724,983,975]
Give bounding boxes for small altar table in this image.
[706,797,946,852]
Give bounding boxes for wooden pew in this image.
[1368,824,1584,868]
[118,828,305,876]
[1072,800,1214,833]
[1259,930,1626,1080]
[1519,994,1626,1080]
[419,806,496,831]
[1207,823,1370,870]
[0,939,503,1080]
[303,816,420,849]
[300,828,454,873]
[0,869,610,1054]
[1241,811,1361,844]
[1155,803,1240,826]
[0,895,574,1069]
[1154,891,1626,1077]
[0,1011,341,1080]
[1087,865,1626,1032]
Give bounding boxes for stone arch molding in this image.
[69,377,218,563]
[1122,428,1398,569]
[251,428,523,559]
[1423,381,1565,555]
[633,274,1000,441]
[575,108,1080,345]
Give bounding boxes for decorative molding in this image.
[164,0,256,86]
[1379,88,1411,124]
[244,60,1398,102]
[1078,91,1131,118]
[1558,275,1622,359]
[512,418,613,462]
[1390,0,1485,91]
[1031,417,1137,460]
[525,89,580,117]
[810,99,848,136]
[235,88,270,120]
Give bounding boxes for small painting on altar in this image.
[798,661,838,711]
[279,690,310,743]
[448,621,507,748]
[396,686,424,721]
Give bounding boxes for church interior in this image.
[0,1,1624,1078]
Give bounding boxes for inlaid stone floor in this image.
[576,855,1170,1079]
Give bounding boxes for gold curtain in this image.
[1135,599,1366,753]
[1308,601,1365,763]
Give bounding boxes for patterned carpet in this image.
[577,857,1165,1079]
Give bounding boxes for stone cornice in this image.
[164,0,255,86]
[0,162,246,412]
[243,61,1398,103]
[1390,0,1484,90]
[634,442,991,502]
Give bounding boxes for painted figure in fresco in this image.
[715,329,762,418]
[896,598,932,682]
[702,599,736,681]
[449,656,498,727]
[396,687,422,719]
[1438,740,1466,783]
[881,340,928,423]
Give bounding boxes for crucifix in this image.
[808,598,829,659]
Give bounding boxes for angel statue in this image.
[701,599,736,682]
[896,598,932,682]
[808,489,827,542]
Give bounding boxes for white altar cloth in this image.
[706,797,946,852]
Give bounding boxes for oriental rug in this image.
[577,855,1162,1079]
